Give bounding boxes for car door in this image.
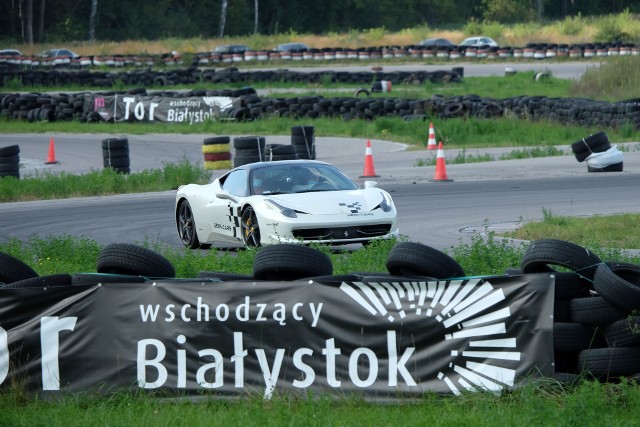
[206,169,248,243]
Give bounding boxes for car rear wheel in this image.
[241,206,261,248]
[177,200,201,249]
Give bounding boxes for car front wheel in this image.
[177,200,201,249]
[241,206,261,248]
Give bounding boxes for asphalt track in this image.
[1,132,640,251]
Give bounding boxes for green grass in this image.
[0,160,210,203]
[2,379,640,427]
[502,209,640,251]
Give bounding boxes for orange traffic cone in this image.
[360,140,379,178]
[429,142,453,182]
[427,122,437,150]
[45,137,59,164]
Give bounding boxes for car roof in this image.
[0,49,22,55]
[235,159,331,173]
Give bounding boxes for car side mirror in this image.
[216,192,238,203]
[364,181,378,189]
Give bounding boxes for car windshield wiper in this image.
[262,190,288,195]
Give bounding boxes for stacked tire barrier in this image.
[4,88,640,132]
[263,144,298,162]
[516,239,640,383]
[2,237,640,385]
[233,136,265,167]
[0,144,20,179]
[102,137,130,174]
[291,125,316,160]
[571,131,623,172]
[202,136,232,170]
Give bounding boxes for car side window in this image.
[221,170,248,197]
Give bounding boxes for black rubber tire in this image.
[603,316,640,347]
[554,298,572,323]
[241,205,261,248]
[0,251,39,284]
[0,154,20,164]
[96,243,175,278]
[553,322,606,352]
[554,372,582,385]
[578,347,640,378]
[0,163,19,173]
[233,155,262,167]
[196,271,254,281]
[520,239,602,280]
[593,262,640,312]
[570,296,629,326]
[0,145,20,156]
[104,157,131,168]
[264,144,297,156]
[386,242,465,279]
[554,272,592,299]
[101,137,129,150]
[102,147,129,159]
[587,162,623,172]
[203,136,231,145]
[571,131,610,162]
[233,136,265,150]
[4,273,72,288]
[176,200,203,249]
[72,273,147,285]
[253,244,333,281]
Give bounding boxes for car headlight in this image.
[264,199,297,218]
[379,193,394,212]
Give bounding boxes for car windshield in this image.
[250,164,358,195]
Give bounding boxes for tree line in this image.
[2,0,639,44]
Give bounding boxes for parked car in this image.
[213,44,250,54]
[39,48,79,58]
[274,42,310,52]
[418,38,455,48]
[175,159,398,249]
[460,36,498,48]
[0,49,22,56]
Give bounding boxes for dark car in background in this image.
[418,38,455,48]
[274,42,310,52]
[213,44,251,54]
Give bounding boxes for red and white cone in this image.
[427,122,437,150]
[359,140,379,178]
[45,137,59,164]
[429,142,453,182]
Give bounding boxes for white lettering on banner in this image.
[122,96,158,121]
[135,331,416,398]
[167,108,216,125]
[139,297,323,327]
[0,328,7,385]
[41,316,77,390]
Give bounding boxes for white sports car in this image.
[175,159,399,248]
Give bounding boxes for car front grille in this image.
[292,224,392,241]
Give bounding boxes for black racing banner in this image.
[0,275,555,399]
[83,93,239,124]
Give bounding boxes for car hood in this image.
[267,189,387,215]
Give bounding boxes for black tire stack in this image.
[518,239,640,383]
[102,137,130,174]
[570,131,623,172]
[202,136,232,170]
[263,144,299,162]
[0,144,20,179]
[291,125,316,160]
[233,136,265,167]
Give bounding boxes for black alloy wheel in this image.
[241,206,261,248]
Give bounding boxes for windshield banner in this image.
[83,93,239,124]
[0,274,555,399]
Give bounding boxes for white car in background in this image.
[460,36,498,47]
[175,160,399,249]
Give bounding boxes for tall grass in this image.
[12,12,640,56]
[571,56,640,100]
[0,160,210,203]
